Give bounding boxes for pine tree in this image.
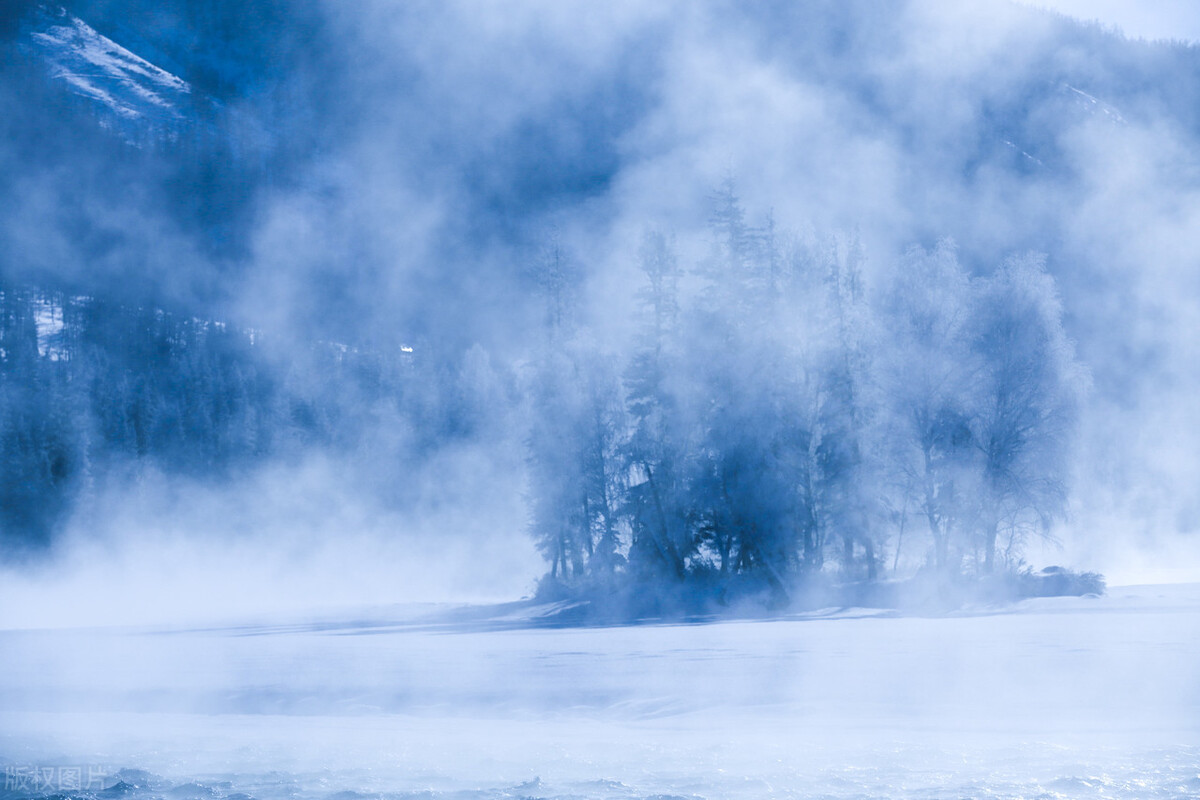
[623,230,692,581]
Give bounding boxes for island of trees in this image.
[0,180,1101,611]
[526,182,1096,614]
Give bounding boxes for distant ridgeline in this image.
[0,284,452,552]
[526,183,1092,611]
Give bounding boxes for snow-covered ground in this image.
[2,584,1198,799]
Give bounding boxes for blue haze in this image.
[0,0,1197,609]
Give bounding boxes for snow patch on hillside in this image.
[26,6,190,126]
[1063,83,1126,125]
[33,296,65,361]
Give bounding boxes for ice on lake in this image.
[2,584,1198,799]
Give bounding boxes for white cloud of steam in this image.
[0,451,538,629]
[160,0,1200,593]
[589,1,1200,579]
[5,0,1199,631]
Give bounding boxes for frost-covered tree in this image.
[527,348,590,581]
[623,230,694,581]
[970,254,1084,572]
[818,231,883,579]
[525,234,629,585]
[530,232,580,343]
[521,184,1087,605]
[878,241,980,572]
[0,288,88,548]
[577,351,627,575]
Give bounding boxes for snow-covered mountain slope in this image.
[23,5,192,142]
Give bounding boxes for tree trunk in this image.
[983,522,998,574]
[581,493,593,559]
[925,505,947,572]
[892,501,907,574]
[717,524,730,576]
[644,464,686,579]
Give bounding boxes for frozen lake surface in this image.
[2,584,1198,799]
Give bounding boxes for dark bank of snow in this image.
[76,566,1102,638]
[521,566,1107,628]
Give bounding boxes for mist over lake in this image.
[1,1,1198,797]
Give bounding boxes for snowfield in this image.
[1,584,1198,799]
[28,9,190,121]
